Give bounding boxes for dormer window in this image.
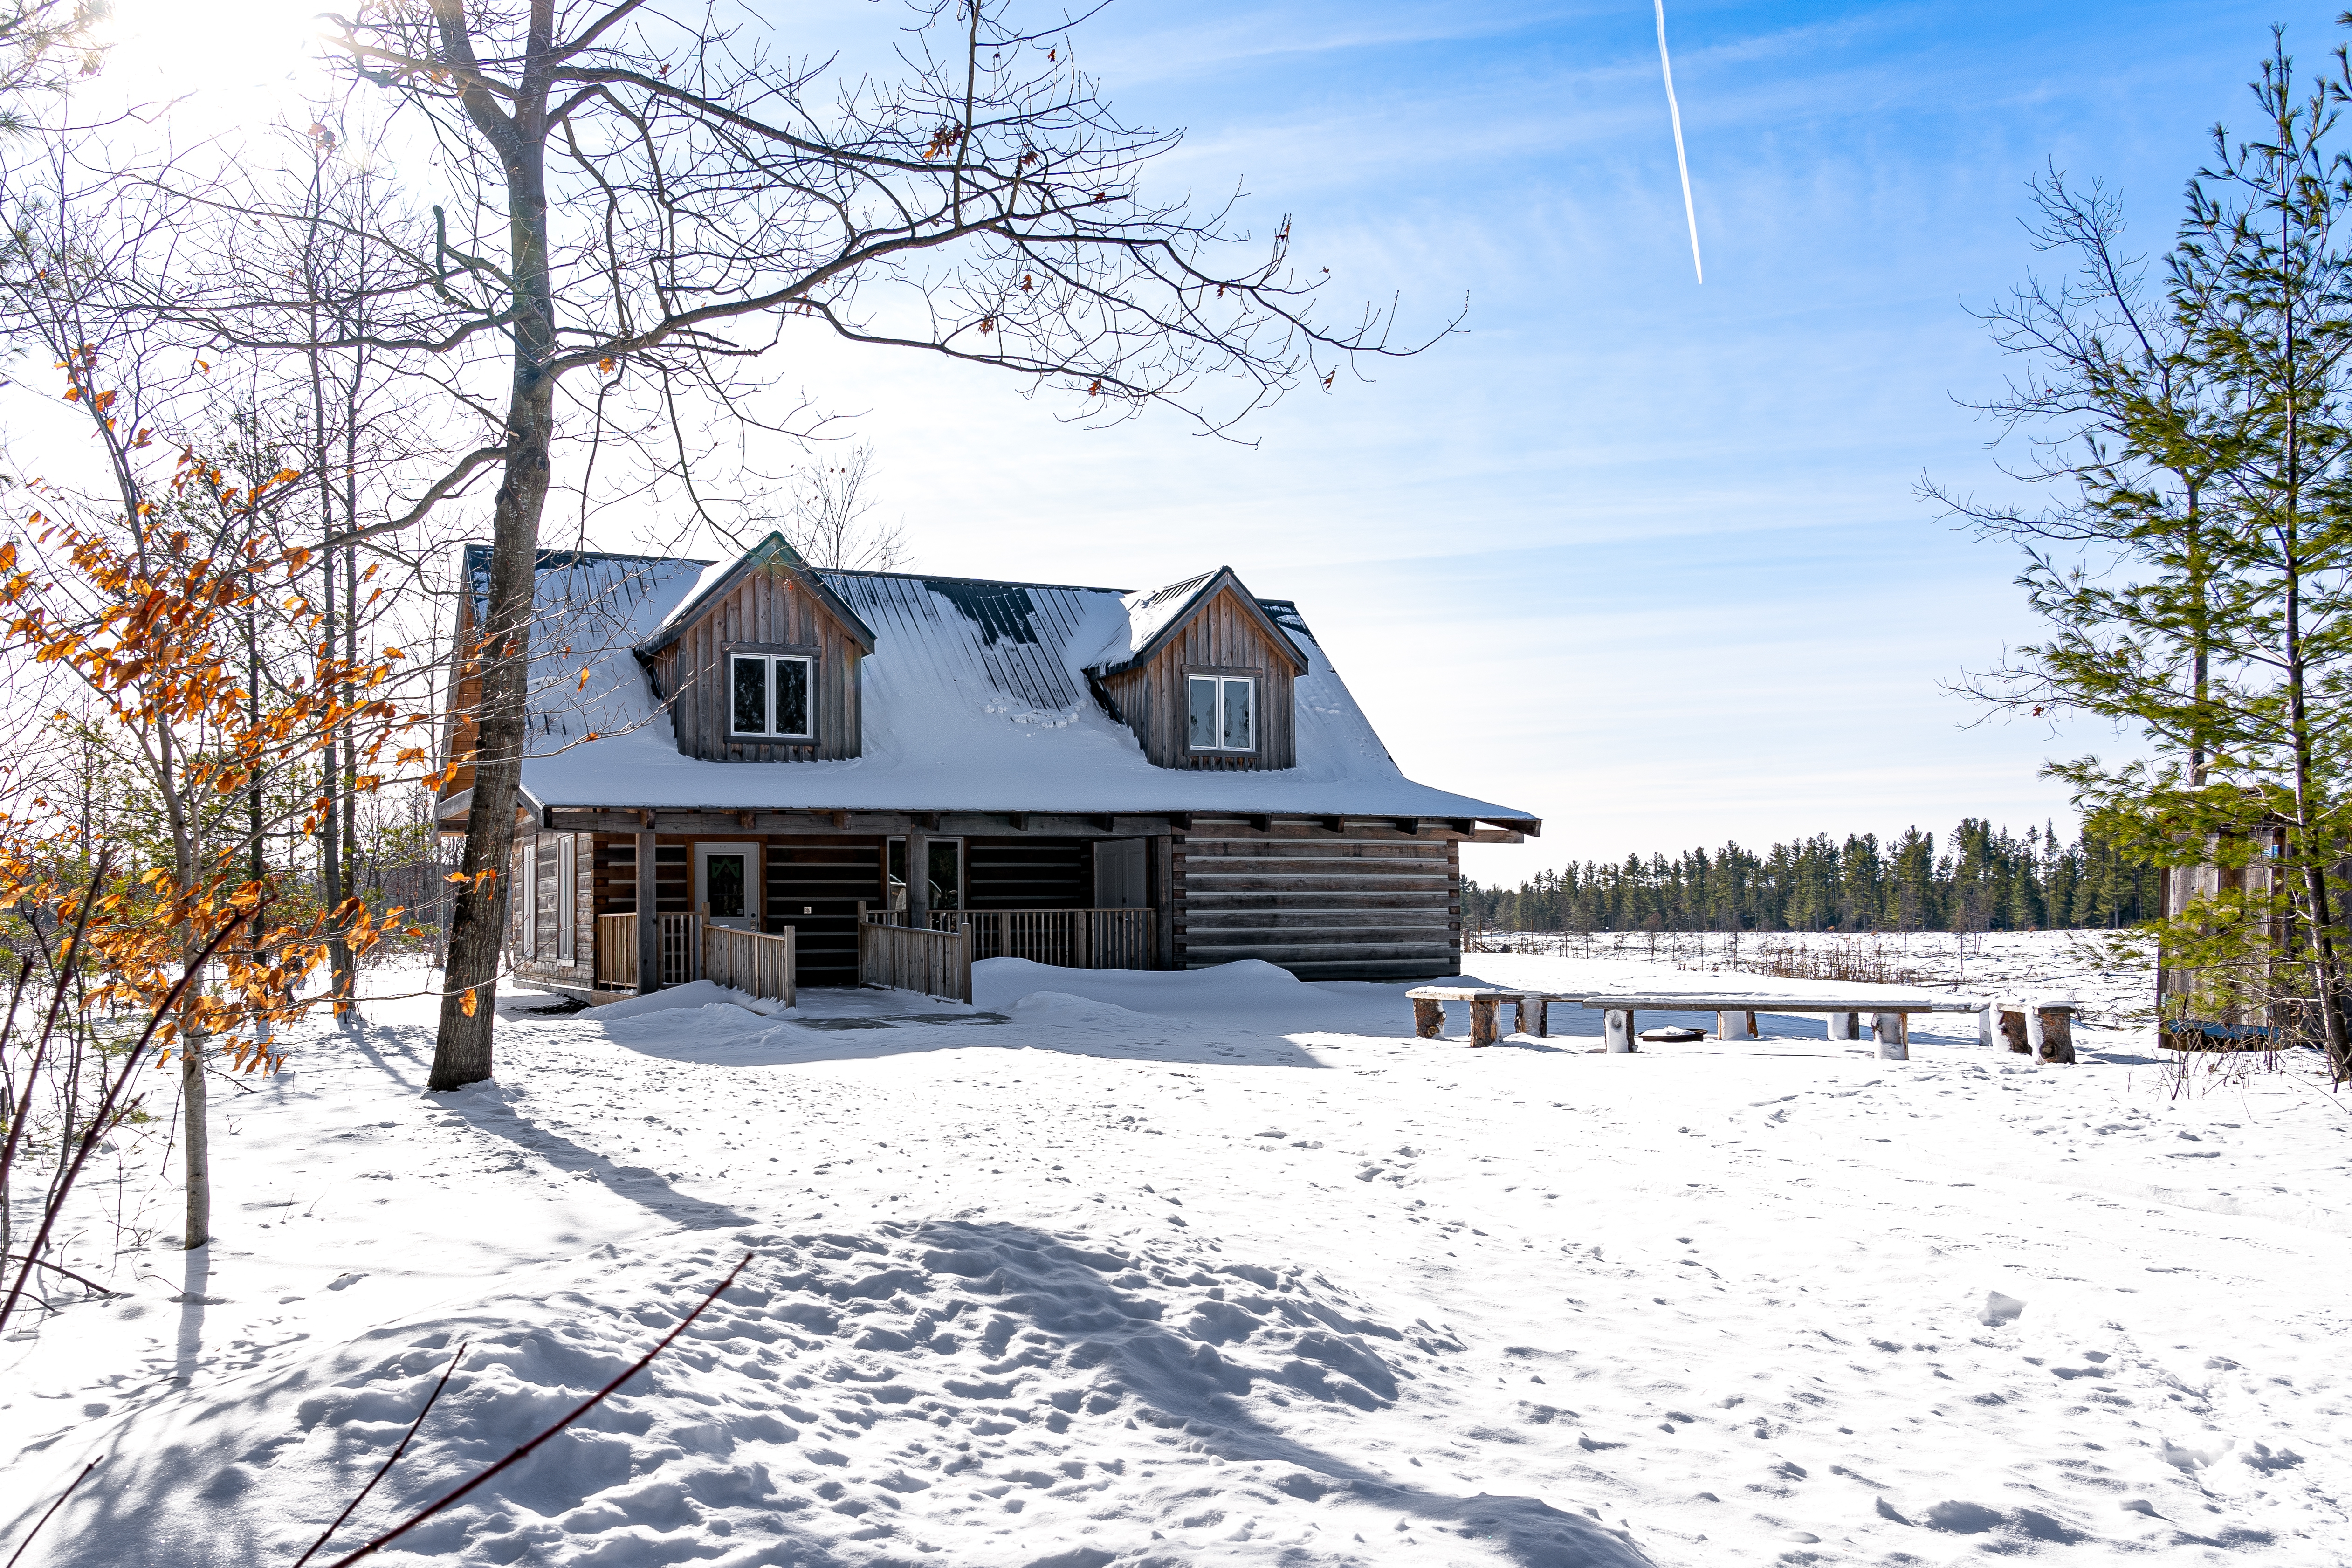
[731,652,814,739]
[1187,673,1255,753]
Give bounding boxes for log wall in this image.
[1172,824,1459,980]
[965,837,1091,909]
[508,830,598,992]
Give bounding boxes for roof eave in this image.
[1091,567,1310,680]
[632,534,879,659]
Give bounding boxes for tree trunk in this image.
[179,1031,208,1248]
[427,82,557,1091]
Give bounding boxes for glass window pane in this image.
[887,838,908,912]
[928,840,961,911]
[705,853,746,918]
[1222,678,1253,750]
[730,656,768,734]
[1188,676,1219,749]
[777,657,811,737]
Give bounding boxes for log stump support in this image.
[1826,1011,1858,1041]
[1997,1006,2076,1064]
[1605,1008,1637,1054]
[1516,996,1548,1037]
[1871,1011,1909,1062]
[1413,998,1444,1039]
[1469,998,1500,1048]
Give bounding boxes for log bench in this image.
[1406,987,1587,1045]
[1575,995,1994,1061]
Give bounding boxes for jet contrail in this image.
[1653,0,1703,283]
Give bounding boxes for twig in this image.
[293,1342,468,1568]
[323,1252,753,1567]
[0,911,246,1335]
[2,1253,119,1297]
[2,1457,100,1568]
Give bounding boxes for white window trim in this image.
[555,836,577,963]
[520,842,539,959]
[729,652,817,741]
[1185,673,1257,753]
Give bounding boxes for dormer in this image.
[1084,566,1309,770]
[633,533,878,761]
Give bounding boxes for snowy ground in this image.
[1467,930,2152,1026]
[2,936,2347,1568]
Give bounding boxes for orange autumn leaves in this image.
[0,516,436,1059]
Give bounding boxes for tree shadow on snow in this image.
[428,1078,760,1232]
[21,1217,1654,1568]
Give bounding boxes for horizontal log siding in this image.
[766,836,883,987]
[655,844,691,914]
[651,560,862,762]
[1174,828,1459,980]
[594,836,636,915]
[965,837,1091,909]
[1099,585,1295,769]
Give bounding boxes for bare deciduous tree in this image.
[179,0,1453,1088]
[714,440,907,571]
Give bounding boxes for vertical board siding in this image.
[1174,826,1458,981]
[654,561,862,762]
[1100,585,1297,770]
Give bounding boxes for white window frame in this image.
[555,835,577,963]
[1185,673,1257,754]
[728,652,817,741]
[520,842,539,959]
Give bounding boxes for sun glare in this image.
[94,0,336,125]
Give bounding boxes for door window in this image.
[705,853,747,919]
[928,839,961,911]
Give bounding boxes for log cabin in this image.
[434,535,1539,998]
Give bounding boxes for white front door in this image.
[694,841,761,933]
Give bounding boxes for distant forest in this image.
[1463,819,2163,934]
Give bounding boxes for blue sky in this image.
[803,0,2345,882]
[55,0,2351,883]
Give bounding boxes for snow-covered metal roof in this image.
[503,551,1535,824]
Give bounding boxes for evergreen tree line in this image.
[1463,819,2162,934]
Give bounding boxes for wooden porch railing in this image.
[595,913,708,991]
[935,908,1155,970]
[858,906,972,1002]
[702,923,796,1005]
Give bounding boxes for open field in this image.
[2,935,2345,1568]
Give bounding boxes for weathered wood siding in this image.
[965,837,1091,909]
[1097,585,1297,770]
[650,560,863,761]
[437,585,485,798]
[508,831,598,991]
[1172,824,1459,980]
[765,836,885,987]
